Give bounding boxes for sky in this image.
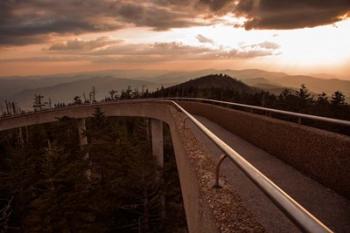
[0,0,350,78]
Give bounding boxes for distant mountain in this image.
[9,76,160,110]
[0,76,86,98]
[2,69,349,97]
[223,70,350,98]
[271,75,350,96]
[150,69,350,98]
[1,68,349,110]
[160,74,256,94]
[0,70,167,98]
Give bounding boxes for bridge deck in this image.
[189,116,350,233]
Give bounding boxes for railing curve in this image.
[170,100,333,233]
[169,97,350,127]
[0,99,337,232]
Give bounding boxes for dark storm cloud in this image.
[199,0,233,11]
[115,2,202,30]
[234,0,350,29]
[1,0,349,47]
[0,34,49,46]
[0,0,123,45]
[0,0,203,46]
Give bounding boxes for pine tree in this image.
[331,91,346,106]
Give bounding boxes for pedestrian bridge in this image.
[0,99,349,233]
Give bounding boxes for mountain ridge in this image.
[165,73,255,93]
[7,76,160,110]
[1,69,349,110]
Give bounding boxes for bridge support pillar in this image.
[77,118,89,160]
[78,118,87,145]
[151,119,164,167]
[77,118,91,179]
[18,127,24,146]
[151,119,166,225]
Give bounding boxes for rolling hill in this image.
[156,74,256,95]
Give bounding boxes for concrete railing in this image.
[2,98,350,130]
[172,101,333,233]
[0,99,334,233]
[177,100,350,200]
[169,97,350,128]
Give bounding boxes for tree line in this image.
[151,84,349,121]
[0,109,187,233]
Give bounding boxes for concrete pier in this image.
[77,118,91,179]
[18,127,24,145]
[77,118,88,147]
[151,119,164,168]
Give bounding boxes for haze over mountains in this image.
[7,77,160,110]
[1,69,349,109]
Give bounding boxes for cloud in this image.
[198,0,233,12]
[222,49,277,58]
[88,41,214,57]
[115,2,203,30]
[1,39,280,65]
[2,0,348,46]
[241,41,280,50]
[196,34,214,44]
[0,0,207,46]
[0,56,85,63]
[258,41,280,49]
[38,40,280,64]
[0,0,123,46]
[48,37,122,51]
[234,0,350,29]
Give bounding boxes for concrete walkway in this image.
[188,115,350,233]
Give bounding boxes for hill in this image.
[175,74,253,91]
[149,69,350,98]
[154,74,256,97]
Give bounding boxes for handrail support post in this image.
[298,117,302,124]
[183,117,190,130]
[213,153,228,189]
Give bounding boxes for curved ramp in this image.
[1,100,346,233]
[189,115,350,233]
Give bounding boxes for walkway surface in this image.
[188,115,350,233]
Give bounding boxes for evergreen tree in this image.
[296,84,313,108]
[331,91,346,106]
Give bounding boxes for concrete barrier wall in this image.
[0,102,220,233]
[179,101,350,199]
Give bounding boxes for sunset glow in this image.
[1,0,350,78]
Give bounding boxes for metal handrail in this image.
[0,99,162,120]
[170,97,350,127]
[170,101,333,233]
[2,97,350,128]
